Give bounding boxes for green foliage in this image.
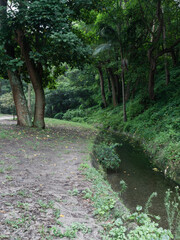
[119,180,128,196]
[94,143,121,170]
[45,67,98,119]
[144,192,158,215]
[0,92,14,114]
[62,108,86,121]
[103,224,127,240]
[126,206,173,240]
[127,221,173,240]
[164,186,180,238]
[81,165,121,219]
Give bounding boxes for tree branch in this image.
[156,38,180,59]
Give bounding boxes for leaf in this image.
[93,43,111,56]
[136,205,142,211]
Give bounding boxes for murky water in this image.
[103,133,179,229]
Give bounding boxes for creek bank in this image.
[97,126,180,186]
[119,130,180,186]
[91,132,176,239]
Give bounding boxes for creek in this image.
[103,133,178,229]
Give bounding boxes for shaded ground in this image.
[0,118,103,240]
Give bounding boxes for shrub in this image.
[62,108,86,120]
[94,143,121,170]
[54,112,63,119]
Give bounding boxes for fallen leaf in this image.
[153,168,159,172]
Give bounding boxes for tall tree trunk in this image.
[121,69,127,122]
[163,23,170,85]
[106,69,111,93]
[147,0,163,100]
[120,51,128,122]
[148,57,156,100]
[0,80,1,113]
[164,59,170,86]
[132,78,140,99]
[97,66,107,108]
[125,81,130,102]
[171,49,178,67]
[8,71,32,126]
[107,68,118,107]
[16,29,45,128]
[28,83,32,118]
[115,74,121,103]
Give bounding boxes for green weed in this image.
[94,143,121,170]
[17,190,29,197]
[17,201,30,210]
[5,215,31,229]
[0,168,5,173]
[165,186,180,238]
[68,188,79,196]
[5,175,13,181]
[119,180,128,196]
[38,200,54,209]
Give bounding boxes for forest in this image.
[0,0,180,239]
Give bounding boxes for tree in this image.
[138,0,180,100]
[0,0,32,126]
[0,0,99,128]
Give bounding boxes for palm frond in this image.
[93,43,112,56]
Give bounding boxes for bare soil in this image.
[0,118,103,240]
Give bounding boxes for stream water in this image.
[104,133,178,229]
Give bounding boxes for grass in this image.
[45,118,96,131]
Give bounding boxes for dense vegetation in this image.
[0,0,179,182]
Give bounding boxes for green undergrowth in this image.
[45,118,95,131]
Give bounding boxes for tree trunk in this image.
[97,66,107,108]
[106,69,111,93]
[147,0,163,100]
[148,58,156,100]
[125,81,130,102]
[163,24,170,85]
[115,74,121,103]
[28,83,32,118]
[171,49,178,67]
[107,68,118,107]
[121,69,127,122]
[132,79,139,99]
[16,29,45,128]
[0,80,1,113]
[164,60,170,86]
[8,71,32,126]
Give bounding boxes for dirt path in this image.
[0,115,15,124]
[0,120,103,239]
